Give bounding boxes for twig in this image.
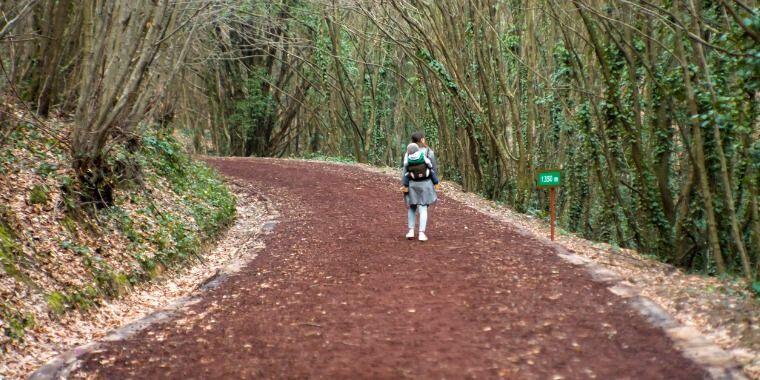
[154,2,211,46]
[0,53,69,148]
[0,0,40,40]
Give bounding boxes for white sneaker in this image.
[418,232,428,241]
[405,229,415,240]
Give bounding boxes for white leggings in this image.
[407,205,428,232]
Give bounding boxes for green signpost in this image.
[536,169,562,241]
[537,170,561,188]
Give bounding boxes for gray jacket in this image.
[402,147,438,206]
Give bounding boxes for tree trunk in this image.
[673,30,726,274]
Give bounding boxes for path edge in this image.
[449,184,748,380]
[27,183,280,380]
[553,247,747,380]
[343,159,747,380]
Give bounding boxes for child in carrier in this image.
[401,143,439,193]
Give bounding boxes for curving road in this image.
[73,158,704,379]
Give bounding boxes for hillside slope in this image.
[0,105,235,353]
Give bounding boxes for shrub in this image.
[0,305,34,342]
[29,185,49,205]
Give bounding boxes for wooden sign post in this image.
[536,169,562,241]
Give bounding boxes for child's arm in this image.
[430,169,440,185]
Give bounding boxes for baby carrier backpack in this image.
[407,149,430,180]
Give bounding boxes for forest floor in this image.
[0,101,236,379]
[1,179,268,379]
[30,158,753,379]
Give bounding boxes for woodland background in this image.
[1,0,758,281]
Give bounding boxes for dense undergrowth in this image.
[0,118,235,348]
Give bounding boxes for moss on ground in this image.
[1,130,237,344]
[29,184,50,205]
[46,292,66,315]
[0,304,35,342]
[0,210,20,278]
[60,215,78,235]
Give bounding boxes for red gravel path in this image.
[75,158,704,379]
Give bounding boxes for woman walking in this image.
[401,132,439,241]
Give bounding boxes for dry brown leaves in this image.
[1,168,271,380]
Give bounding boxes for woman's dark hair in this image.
[411,131,425,144]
